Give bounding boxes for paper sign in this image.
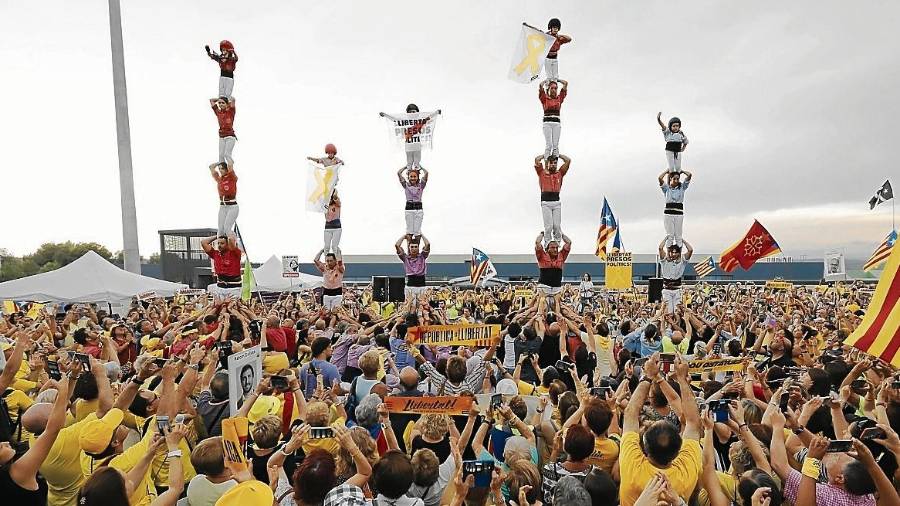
[384,396,474,415]
[137,291,157,301]
[407,324,500,347]
[605,252,633,290]
[283,255,300,278]
[2,301,17,315]
[227,345,262,416]
[25,303,44,319]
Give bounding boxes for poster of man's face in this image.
[829,258,840,274]
[240,364,255,395]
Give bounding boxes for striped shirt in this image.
[541,462,593,504]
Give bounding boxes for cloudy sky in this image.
[2,1,897,262]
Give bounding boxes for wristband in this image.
[281,447,294,456]
[167,450,183,458]
[187,364,199,371]
[536,409,545,414]
[132,377,144,385]
[801,457,821,479]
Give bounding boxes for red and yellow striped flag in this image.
[845,239,900,366]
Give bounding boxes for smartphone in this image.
[826,439,854,453]
[555,360,573,372]
[709,400,729,423]
[591,386,614,398]
[892,380,900,390]
[860,427,886,441]
[461,460,495,488]
[490,393,503,410]
[659,353,676,363]
[270,375,289,391]
[174,414,186,425]
[779,392,790,412]
[46,360,62,381]
[633,358,649,367]
[72,352,91,372]
[156,415,170,433]
[310,427,334,439]
[850,379,869,392]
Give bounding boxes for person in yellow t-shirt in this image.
[619,353,702,506]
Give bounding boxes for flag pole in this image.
[234,223,266,308]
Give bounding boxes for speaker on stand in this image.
[648,278,663,303]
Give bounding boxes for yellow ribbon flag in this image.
[306,161,340,212]
[508,24,555,83]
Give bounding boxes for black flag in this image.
[869,180,894,209]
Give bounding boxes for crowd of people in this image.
[1,277,895,506]
[3,15,894,506]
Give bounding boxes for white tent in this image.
[0,251,187,304]
[252,255,322,292]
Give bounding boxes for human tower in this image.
[201,22,700,308]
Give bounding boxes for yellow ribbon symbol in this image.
[308,167,335,204]
[514,33,548,76]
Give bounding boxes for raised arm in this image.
[200,235,216,254]
[623,355,657,432]
[657,112,665,129]
[313,249,325,271]
[682,240,694,261]
[658,169,669,186]
[658,238,667,259]
[397,167,406,186]
[558,154,571,176]
[395,235,406,256]
[673,355,700,439]
[420,167,429,185]
[420,235,431,255]
[9,373,71,488]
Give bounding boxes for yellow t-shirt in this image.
[13,360,37,392]
[74,398,100,423]
[619,431,702,506]
[262,352,290,374]
[586,434,621,474]
[39,415,93,506]
[80,418,158,506]
[300,417,346,457]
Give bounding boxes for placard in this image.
[384,396,474,415]
[765,281,793,291]
[605,252,633,290]
[282,255,300,278]
[227,345,262,416]
[407,324,500,347]
[687,357,744,374]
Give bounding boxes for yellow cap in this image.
[262,352,289,374]
[215,480,275,506]
[79,408,125,454]
[141,335,161,349]
[847,303,861,313]
[0,341,12,351]
[247,395,282,424]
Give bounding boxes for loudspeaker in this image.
[388,277,406,302]
[373,276,406,302]
[648,278,663,303]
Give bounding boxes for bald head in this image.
[671,331,684,344]
[315,319,326,331]
[548,322,561,336]
[371,382,389,399]
[400,366,419,390]
[22,402,53,435]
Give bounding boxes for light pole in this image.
[107,0,141,273]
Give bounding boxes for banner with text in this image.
[605,252,633,290]
[220,417,249,470]
[384,111,439,152]
[688,357,745,374]
[408,324,500,347]
[384,396,474,415]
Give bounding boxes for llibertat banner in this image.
[605,252,633,290]
[384,396,474,415]
[407,324,500,347]
[383,111,440,152]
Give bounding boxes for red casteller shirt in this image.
[217,172,238,200]
[547,34,571,57]
[539,87,567,116]
[219,54,238,73]
[535,163,565,193]
[265,327,288,353]
[207,247,242,277]
[213,103,236,138]
[535,242,571,269]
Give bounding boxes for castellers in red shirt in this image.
[205,40,238,75]
[210,97,236,138]
[210,163,238,201]
[201,235,242,278]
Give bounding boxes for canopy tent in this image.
[0,251,187,304]
[251,255,322,292]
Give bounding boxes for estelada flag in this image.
[718,220,781,273]
[845,239,900,365]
